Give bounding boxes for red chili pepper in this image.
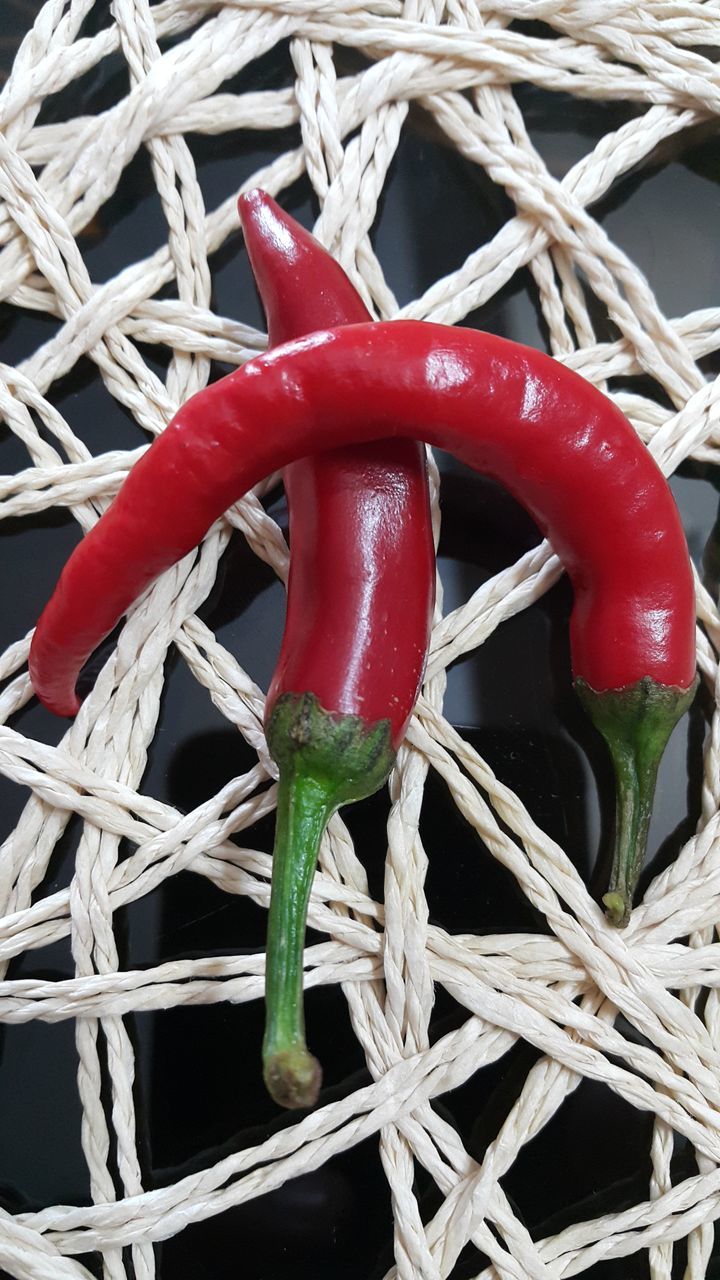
[237,190,435,1108]
[29,318,697,985]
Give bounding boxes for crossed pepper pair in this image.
[29,191,697,1109]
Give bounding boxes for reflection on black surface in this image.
[159,1143,392,1280]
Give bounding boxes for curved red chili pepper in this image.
[237,190,435,1108]
[29,320,697,951]
[239,190,434,747]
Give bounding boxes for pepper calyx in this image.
[575,674,698,928]
[266,690,396,804]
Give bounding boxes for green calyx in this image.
[575,675,698,929]
[266,691,396,806]
[262,692,395,1110]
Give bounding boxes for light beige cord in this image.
[2,2,720,1276]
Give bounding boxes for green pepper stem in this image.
[576,676,697,928]
[263,692,395,1109]
[600,731,663,928]
[263,765,332,1109]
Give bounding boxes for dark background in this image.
[1,4,720,1277]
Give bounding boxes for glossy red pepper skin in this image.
[269,444,433,743]
[29,319,697,952]
[30,319,696,713]
[237,191,435,1108]
[238,190,434,747]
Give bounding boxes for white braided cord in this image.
[2,1,720,1276]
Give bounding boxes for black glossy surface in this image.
[1,8,719,1279]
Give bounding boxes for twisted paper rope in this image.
[3,1,720,1277]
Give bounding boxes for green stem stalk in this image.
[576,676,697,928]
[263,692,395,1109]
[263,766,333,1109]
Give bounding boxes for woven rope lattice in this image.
[3,1,720,1276]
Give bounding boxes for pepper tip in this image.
[237,186,269,220]
[264,1047,322,1110]
[31,680,81,718]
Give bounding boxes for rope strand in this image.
[1,2,719,1276]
